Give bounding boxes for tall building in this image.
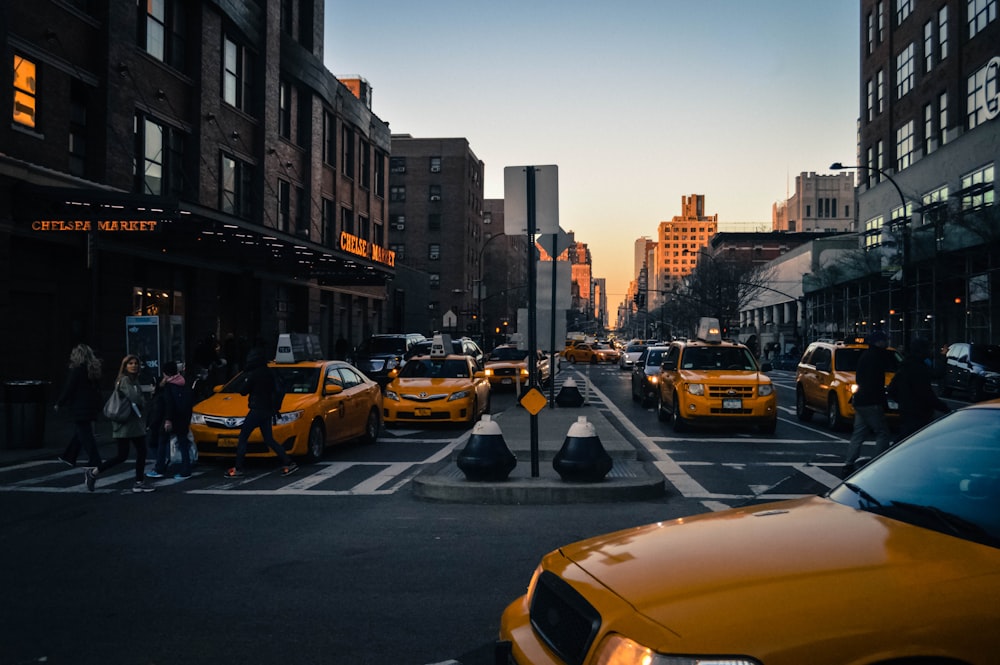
[2,0,395,385]
[655,194,718,301]
[772,172,857,232]
[387,135,485,335]
[480,199,529,349]
[821,0,999,347]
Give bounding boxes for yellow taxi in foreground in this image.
[383,335,490,425]
[191,334,382,462]
[656,318,776,433]
[499,400,1000,665]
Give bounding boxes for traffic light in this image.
[633,291,646,309]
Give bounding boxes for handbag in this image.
[102,388,133,423]
[169,431,199,465]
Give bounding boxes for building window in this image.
[968,0,997,39]
[967,59,1000,130]
[429,156,441,173]
[429,274,440,289]
[924,21,934,72]
[877,70,885,113]
[322,198,336,247]
[12,55,37,129]
[322,111,336,165]
[341,126,355,178]
[877,1,885,41]
[223,36,251,111]
[896,43,915,98]
[867,11,875,53]
[390,156,406,173]
[358,214,369,240]
[428,214,441,230]
[390,244,405,259]
[374,150,385,198]
[896,120,915,171]
[429,185,441,201]
[867,79,874,121]
[280,0,293,36]
[939,6,949,59]
[429,244,440,260]
[277,180,290,232]
[863,215,884,249]
[141,0,186,70]
[136,114,185,197]
[69,84,87,177]
[896,0,912,24]
[341,207,354,234]
[360,140,370,189]
[390,186,406,202]
[278,80,291,139]
[296,186,308,235]
[939,92,949,145]
[960,164,995,211]
[876,140,885,181]
[221,153,252,217]
[924,103,935,154]
[391,215,405,230]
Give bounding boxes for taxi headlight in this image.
[850,383,859,394]
[448,390,471,401]
[687,383,705,396]
[648,374,659,384]
[384,390,400,402]
[273,410,303,426]
[592,634,761,665]
[484,368,494,377]
[520,367,529,377]
[191,413,206,425]
[758,384,773,397]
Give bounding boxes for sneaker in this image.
[145,469,165,479]
[223,467,244,478]
[173,473,191,480]
[132,480,155,493]
[84,467,97,492]
[57,456,75,468]
[280,462,299,477]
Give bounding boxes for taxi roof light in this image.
[430,333,453,358]
[695,317,723,344]
[275,332,323,364]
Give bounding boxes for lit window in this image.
[223,36,251,111]
[966,58,1000,130]
[960,164,995,210]
[896,120,914,171]
[968,0,997,39]
[896,0,912,24]
[896,43,915,98]
[13,55,37,128]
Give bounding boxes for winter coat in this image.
[891,354,950,438]
[162,378,194,436]
[111,375,147,439]
[238,349,278,413]
[852,346,894,408]
[55,364,102,422]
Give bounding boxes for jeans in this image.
[97,435,147,482]
[234,409,290,470]
[844,404,892,468]
[62,420,102,466]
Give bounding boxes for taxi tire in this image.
[306,422,325,462]
[671,393,689,433]
[795,388,813,422]
[827,395,845,431]
[361,408,380,445]
[656,393,669,422]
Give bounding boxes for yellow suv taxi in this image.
[795,338,901,430]
[655,318,777,433]
[191,334,383,462]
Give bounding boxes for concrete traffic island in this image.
[412,406,665,504]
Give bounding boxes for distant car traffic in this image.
[192,335,382,462]
[630,345,667,406]
[499,398,1000,665]
[483,345,551,389]
[349,333,426,387]
[563,342,620,364]
[618,342,647,370]
[939,342,1000,402]
[407,336,485,369]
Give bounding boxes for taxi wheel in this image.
[569,355,577,364]
[795,387,813,421]
[656,393,669,422]
[671,393,689,433]
[826,395,844,431]
[468,398,480,424]
[361,408,380,445]
[305,421,325,463]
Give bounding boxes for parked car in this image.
[630,345,667,406]
[795,338,901,430]
[349,333,427,388]
[655,318,776,434]
[383,336,491,425]
[499,398,1000,665]
[618,342,647,370]
[483,345,551,389]
[192,335,382,463]
[939,342,1000,402]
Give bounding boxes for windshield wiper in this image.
[888,501,991,540]
[843,482,883,508]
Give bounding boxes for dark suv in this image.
[407,336,484,369]
[939,342,1000,402]
[350,333,427,387]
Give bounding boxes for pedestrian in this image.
[55,343,104,468]
[890,336,951,441]
[842,330,894,476]
[224,347,298,478]
[85,355,154,493]
[146,360,196,480]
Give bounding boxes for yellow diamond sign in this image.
[520,387,548,415]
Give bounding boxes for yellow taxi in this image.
[498,400,1000,665]
[191,334,383,462]
[795,337,901,430]
[563,342,620,365]
[383,334,491,425]
[483,344,551,389]
[655,318,777,433]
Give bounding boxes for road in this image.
[0,365,960,665]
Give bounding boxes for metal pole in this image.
[526,167,539,477]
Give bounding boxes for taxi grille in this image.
[201,415,245,430]
[528,571,601,665]
[707,385,755,398]
[492,367,519,377]
[401,393,447,403]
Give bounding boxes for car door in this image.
[805,346,831,411]
[336,365,373,440]
[946,344,972,394]
[657,344,682,408]
[321,364,352,444]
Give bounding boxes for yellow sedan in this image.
[383,353,491,425]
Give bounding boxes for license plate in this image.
[218,437,238,448]
[501,378,513,385]
[415,407,431,417]
[722,398,743,410]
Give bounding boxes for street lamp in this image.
[830,162,914,345]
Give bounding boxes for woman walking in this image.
[86,355,154,493]
[55,343,104,468]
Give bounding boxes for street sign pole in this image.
[526,167,539,477]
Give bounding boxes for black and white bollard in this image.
[456,415,517,481]
[554,377,585,408]
[552,416,612,482]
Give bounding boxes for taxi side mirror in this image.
[661,360,677,371]
[324,383,344,395]
[213,385,224,393]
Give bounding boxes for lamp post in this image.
[830,162,913,346]
[477,233,506,345]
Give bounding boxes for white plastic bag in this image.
[169,431,199,465]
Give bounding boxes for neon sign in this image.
[32,220,160,231]
[339,231,395,267]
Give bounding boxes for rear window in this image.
[359,337,409,354]
[970,345,1000,371]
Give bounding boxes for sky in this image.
[323,1,860,307]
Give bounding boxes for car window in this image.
[399,358,471,379]
[626,344,647,353]
[273,367,321,393]
[812,347,831,368]
[490,348,528,361]
[833,348,863,371]
[681,346,755,370]
[970,345,1000,370]
[646,348,664,365]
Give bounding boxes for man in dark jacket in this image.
[892,337,950,441]
[224,347,298,478]
[843,330,894,476]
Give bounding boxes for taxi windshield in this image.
[681,346,756,371]
[399,358,471,379]
[835,347,900,372]
[489,347,528,362]
[220,366,321,394]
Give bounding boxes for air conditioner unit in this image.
[394,223,405,230]
[429,195,441,201]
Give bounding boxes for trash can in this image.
[3,380,49,449]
